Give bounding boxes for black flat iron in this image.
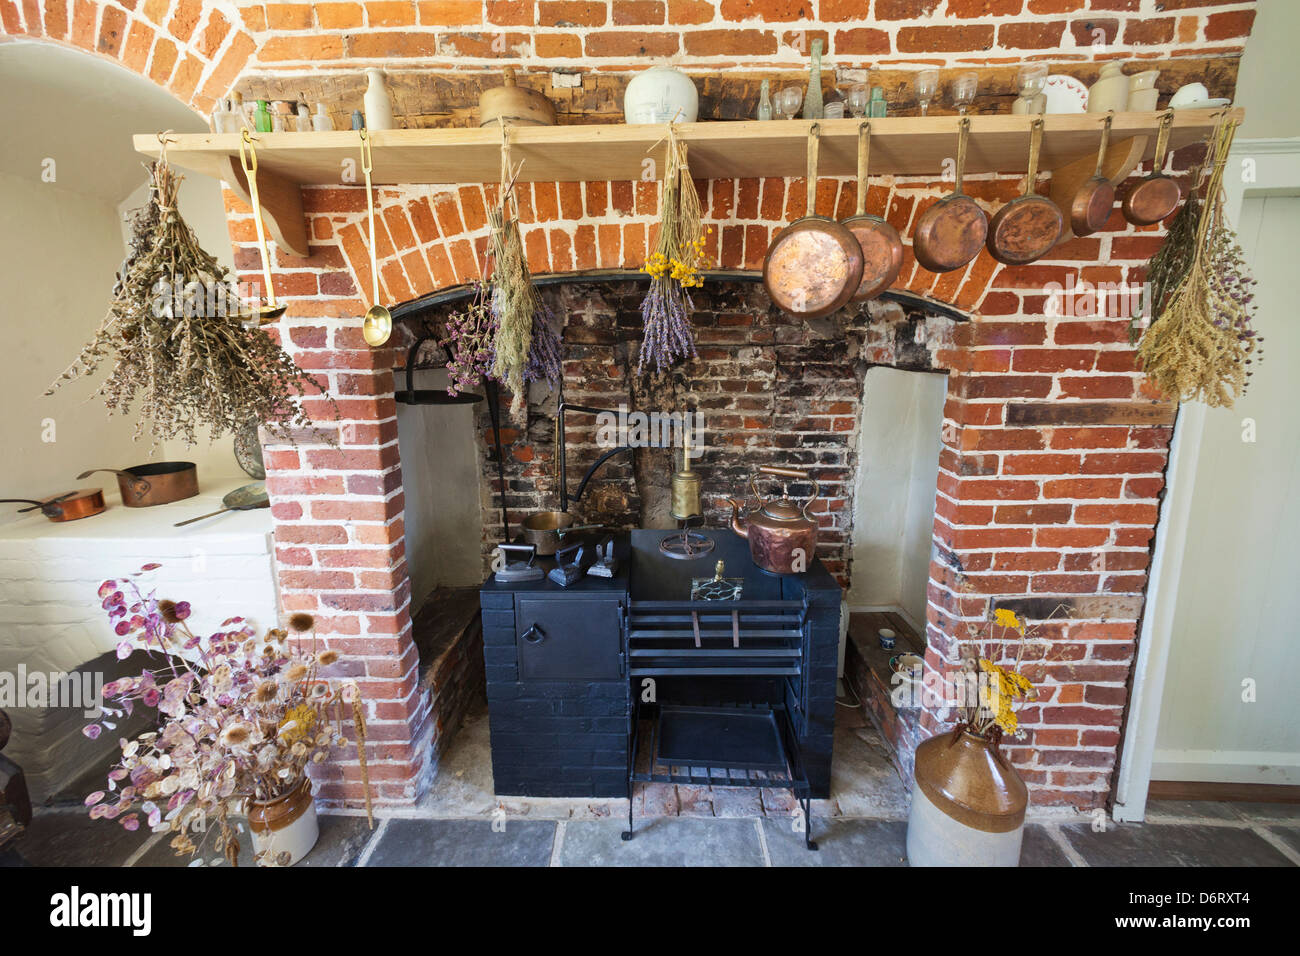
[494,543,544,584]
[548,542,592,587]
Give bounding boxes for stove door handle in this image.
[522,624,546,645]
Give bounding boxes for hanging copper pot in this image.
[840,122,903,301]
[763,124,864,319]
[1069,112,1116,237]
[1122,109,1181,226]
[986,118,1062,265]
[913,117,987,273]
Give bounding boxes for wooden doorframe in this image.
[1111,137,1300,822]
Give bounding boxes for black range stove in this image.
[479,529,841,850]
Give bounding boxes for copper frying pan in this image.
[913,117,987,273]
[0,488,106,522]
[840,122,903,301]
[1070,112,1116,237]
[1123,109,1181,226]
[987,118,1063,266]
[763,124,864,318]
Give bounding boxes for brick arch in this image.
[0,0,256,113]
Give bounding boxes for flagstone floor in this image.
[6,695,1299,867]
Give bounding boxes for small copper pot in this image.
[1122,109,1181,226]
[987,118,1063,266]
[841,122,903,300]
[0,488,106,522]
[78,462,198,507]
[913,117,988,273]
[1070,112,1116,237]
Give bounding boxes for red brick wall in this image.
[1,0,1261,811]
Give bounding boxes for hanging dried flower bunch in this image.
[1135,117,1264,408]
[486,132,563,419]
[46,158,332,446]
[638,129,710,377]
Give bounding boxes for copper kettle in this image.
[728,466,820,575]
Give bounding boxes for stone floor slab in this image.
[4,809,146,867]
[367,818,556,867]
[1060,822,1295,867]
[1020,824,1073,866]
[561,818,763,866]
[763,817,907,867]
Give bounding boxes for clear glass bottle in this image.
[757,79,773,121]
[802,38,824,120]
[295,102,312,132]
[312,103,334,132]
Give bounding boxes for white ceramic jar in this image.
[363,68,395,130]
[624,66,699,124]
[1129,70,1160,112]
[1088,62,1129,114]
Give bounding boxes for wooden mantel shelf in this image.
[135,110,1241,258]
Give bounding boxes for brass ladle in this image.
[236,129,286,324]
[359,129,392,347]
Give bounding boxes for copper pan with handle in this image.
[986,118,1062,266]
[1122,109,1181,226]
[840,122,903,301]
[77,461,198,508]
[763,124,864,318]
[913,117,987,273]
[1069,112,1116,237]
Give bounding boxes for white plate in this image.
[1043,74,1088,114]
[1173,97,1231,110]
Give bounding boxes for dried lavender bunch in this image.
[443,282,496,397]
[1129,178,1203,344]
[637,130,707,377]
[522,300,563,391]
[638,280,698,376]
[46,160,331,447]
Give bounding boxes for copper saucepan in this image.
[913,116,987,273]
[1122,109,1181,226]
[521,511,602,557]
[763,123,864,318]
[840,122,903,301]
[0,488,106,522]
[987,118,1063,266]
[78,462,198,508]
[1070,112,1116,237]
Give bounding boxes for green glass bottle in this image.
[254,99,273,133]
[867,86,887,118]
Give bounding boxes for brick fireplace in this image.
[0,0,1260,813]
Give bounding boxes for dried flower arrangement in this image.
[46,158,333,447]
[638,131,710,377]
[1134,116,1264,408]
[442,282,497,398]
[83,565,370,867]
[953,606,1066,743]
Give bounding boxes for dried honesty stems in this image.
[85,566,372,867]
[46,159,333,447]
[638,130,708,377]
[1136,117,1263,408]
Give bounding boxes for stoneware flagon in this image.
[907,726,1028,866]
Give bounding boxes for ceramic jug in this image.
[1088,62,1129,113]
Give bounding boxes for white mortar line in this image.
[754,817,772,867]
[353,818,388,867]
[1248,825,1300,866]
[549,819,566,868]
[1045,823,1089,867]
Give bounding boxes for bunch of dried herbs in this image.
[638,130,708,377]
[46,159,331,446]
[487,203,540,419]
[1135,117,1263,408]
